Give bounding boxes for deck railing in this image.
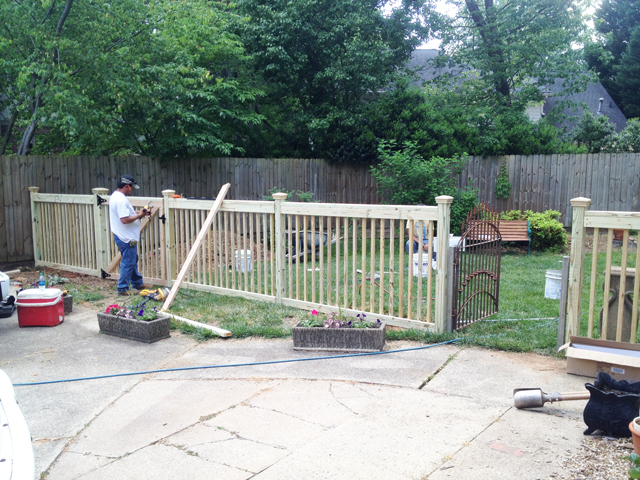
[567,197,640,343]
[30,187,452,332]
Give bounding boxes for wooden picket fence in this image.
[29,187,454,332]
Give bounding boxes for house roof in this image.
[543,79,627,132]
[406,49,627,132]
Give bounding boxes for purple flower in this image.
[138,309,144,316]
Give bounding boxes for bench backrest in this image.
[464,220,530,241]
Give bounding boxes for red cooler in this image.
[16,288,64,327]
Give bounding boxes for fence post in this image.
[566,197,591,341]
[162,190,176,287]
[435,195,453,333]
[92,187,110,275]
[28,187,40,264]
[273,192,288,304]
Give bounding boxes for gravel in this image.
[560,435,633,479]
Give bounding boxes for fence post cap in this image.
[272,192,288,201]
[435,195,454,204]
[28,186,39,192]
[162,189,176,197]
[92,188,109,195]
[570,197,591,207]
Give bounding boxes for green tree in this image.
[236,0,429,161]
[585,0,640,116]
[424,0,593,109]
[0,0,153,154]
[370,140,477,235]
[570,112,616,153]
[347,81,570,161]
[615,27,640,119]
[0,0,262,157]
[614,119,640,153]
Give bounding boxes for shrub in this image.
[500,209,567,252]
[371,140,478,235]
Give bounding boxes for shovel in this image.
[513,388,590,409]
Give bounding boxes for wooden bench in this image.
[498,220,531,255]
[465,220,531,255]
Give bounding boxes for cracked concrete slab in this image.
[424,347,590,415]
[245,379,393,427]
[427,406,588,479]
[188,437,291,474]
[63,444,251,480]
[207,403,328,450]
[252,387,507,480]
[69,379,279,458]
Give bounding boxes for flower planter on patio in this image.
[97,312,170,343]
[292,322,386,352]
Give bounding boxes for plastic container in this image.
[412,253,437,277]
[544,269,562,299]
[16,288,64,327]
[0,272,9,299]
[235,250,252,272]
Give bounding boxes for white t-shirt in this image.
[109,190,140,243]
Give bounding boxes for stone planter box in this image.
[63,294,72,315]
[97,312,170,343]
[292,322,386,352]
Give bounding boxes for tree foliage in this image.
[585,0,640,118]
[235,0,429,161]
[0,0,262,156]
[424,0,593,108]
[370,140,477,235]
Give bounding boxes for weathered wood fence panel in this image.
[2,153,640,263]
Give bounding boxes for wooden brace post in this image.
[161,183,231,312]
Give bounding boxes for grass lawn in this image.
[69,236,631,357]
[165,248,574,355]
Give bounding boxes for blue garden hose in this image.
[13,338,462,387]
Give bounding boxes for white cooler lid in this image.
[17,288,62,300]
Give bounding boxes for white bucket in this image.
[235,250,252,272]
[412,253,437,277]
[544,269,562,299]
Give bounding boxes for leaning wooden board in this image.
[161,184,230,312]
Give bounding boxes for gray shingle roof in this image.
[406,49,627,132]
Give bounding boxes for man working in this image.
[109,175,153,295]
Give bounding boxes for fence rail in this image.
[30,187,453,332]
[5,153,640,264]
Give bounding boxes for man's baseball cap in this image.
[120,174,139,189]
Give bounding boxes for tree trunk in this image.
[17,94,42,156]
[0,109,18,156]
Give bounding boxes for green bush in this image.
[500,209,567,252]
[370,140,478,235]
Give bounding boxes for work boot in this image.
[137,284,154,290]
[118,289,140,296]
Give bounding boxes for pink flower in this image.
[106,304,119,314]
[311,310,319,316]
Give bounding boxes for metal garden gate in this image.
[452,204,502,330]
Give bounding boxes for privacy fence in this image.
[3,153,640,263]
[29,187,454,332]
